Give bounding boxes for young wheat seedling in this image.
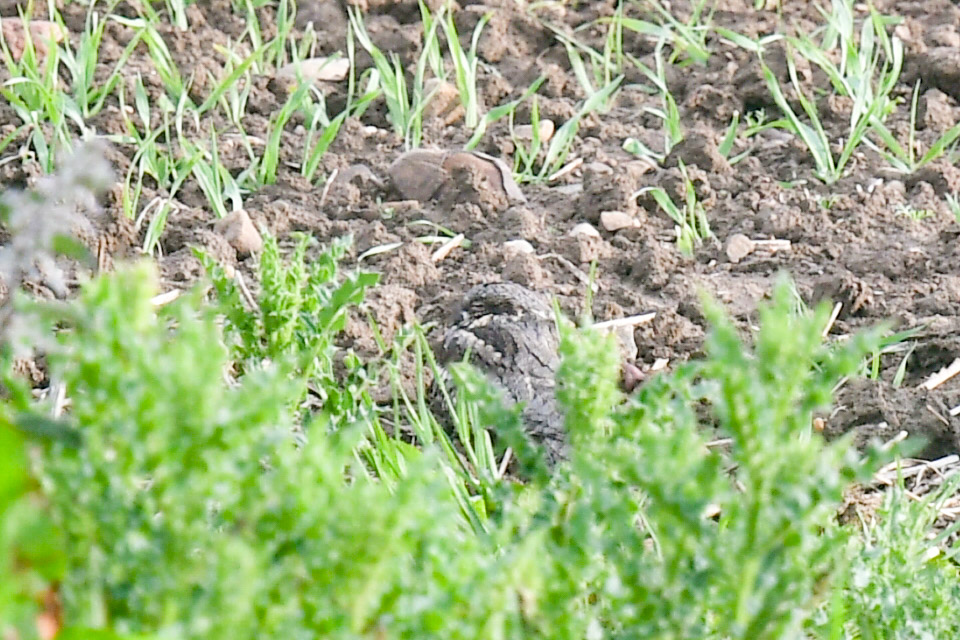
[440,6,490,130]
[947,193,960,223]
[634,161,712,256]
[869,80,960,173]
[754,1,903,183]
[622,38,683,161]
[539,76,622,181]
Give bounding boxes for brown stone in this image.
[1,20,66,61]
[725,233,755,263]
[213,210,263,256]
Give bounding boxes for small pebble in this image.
[275,56,349,84]
[600,210,639,232]
[570,222,601,238]
[725,233,755,263]
[389,149,525,204]
[503,239,536,255]
[514,119,556,143]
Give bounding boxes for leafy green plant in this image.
[812,478,960,639]
[199,233,378,412]
[0,373,77,640]
[25,264,308,636]
[9,247,913,638]
[582,280,888,638]
[0,142,120,639]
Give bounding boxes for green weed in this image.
[4,227,952,637]
[199,233,378,405]
[812,478,960,638]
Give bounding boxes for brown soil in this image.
[2,0,960,458]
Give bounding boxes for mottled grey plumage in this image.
[438,282,566,463]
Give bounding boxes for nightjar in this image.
[436,282,567,464]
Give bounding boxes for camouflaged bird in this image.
[436,282,567,464]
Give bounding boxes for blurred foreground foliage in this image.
[2,152,960,640]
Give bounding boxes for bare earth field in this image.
[2,0,960,457]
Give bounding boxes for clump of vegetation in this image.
[198,233,378,417]
[812,480,960,639]
[6,161,960,636]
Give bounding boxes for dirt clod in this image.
[388,149,524,207]
[600,210,639,232]
[663,133,731,175]
[1,19,65,61]
[214,210,263,257]
[423,78,465,125]
[725,234,755,263]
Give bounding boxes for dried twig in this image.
[548,157,583,182]
[593,312,657,332]
[752,238,792,251]
[920,357,960,390]
[235,271,259,311]
[431,233,465,263]
[150,289,181,306]
[822,302,843,338]
[318,168,339,208]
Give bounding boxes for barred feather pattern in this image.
[435,282,567,464]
